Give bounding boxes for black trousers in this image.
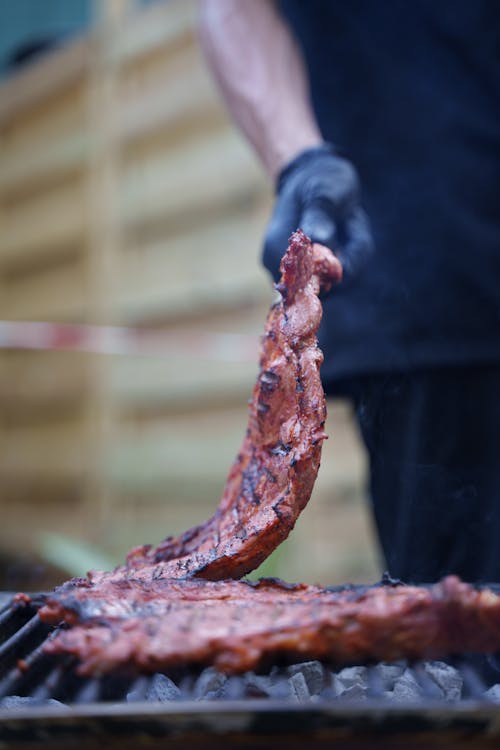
[341,365,500,584]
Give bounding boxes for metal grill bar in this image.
[365,664,384,697]
[0,597,15,618]
[412,663,445,699]
[30,665,68,701]
[0,643,54,699]
[124,676,149,703]
[0,615,45,657]
[73,678,101,704]
[0,604,30,641]
[458,661,488,698]
[0,614,51,675]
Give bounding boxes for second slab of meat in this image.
[39,576,500,676]
[84,231,340,586]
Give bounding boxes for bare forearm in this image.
[198,0,322,179]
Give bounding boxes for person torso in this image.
[279,0,500,382]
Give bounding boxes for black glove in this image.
[263,143,374,283]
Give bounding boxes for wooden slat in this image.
[0,421,86,478]
[101,496,223,557]
[120,126,266,229]
[116,209,270,321]
[1,258,87,322]
[2,83,85,150]
[106,0,195,65]
[116,9,222,143]
[0,351,89,405]
[118,45,221,144]
[109,352,258,410]
[106,405,247,492]
[0,180,87,266]
[0,130,88,196]
[0,485,96,560]
[106,401,367,494]
[0,36,91,125]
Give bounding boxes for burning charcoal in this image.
[266,679,292,699]
[288,661,325,696]
[484,684,500,702]
[289,671,310,702]
[391,668,423,702]
[424,661,463,701]
[373,662,406,691]
[194,668,227,700]
[329,677,368,701]
[338,683,369,701]
[243,671,269,698]
[328,666,369,700]
[145,673,181,702]
[243,671,290,699]
[259,675,290,699]
[336,666,369,687]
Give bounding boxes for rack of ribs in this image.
[33,232,500,676]
[39,576,500,676]
[67,230,340,588]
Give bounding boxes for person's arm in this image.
[198,0,321,179]
[199,0,373,282]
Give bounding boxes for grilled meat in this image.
[34,234,500,677]
[65,231,339,588]
[40,576,500,676]
[125,231,339,579]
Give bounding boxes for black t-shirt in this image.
[279,0,500,386]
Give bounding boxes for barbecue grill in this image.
[2,588,500,748]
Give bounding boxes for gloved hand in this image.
[263,143,374,285]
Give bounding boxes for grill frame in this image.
[2,699,500,749]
